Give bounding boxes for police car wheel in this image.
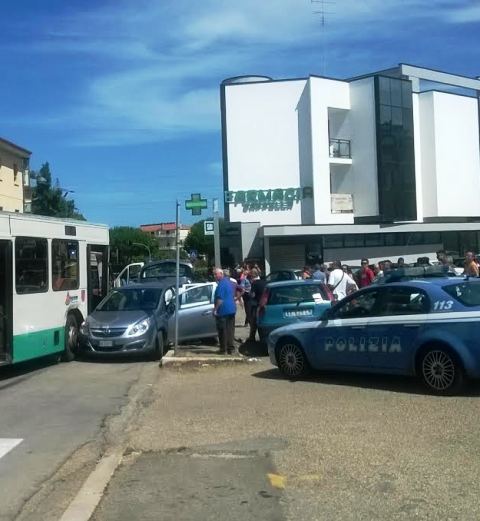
[420,348,465,395]
[277,340,309,378]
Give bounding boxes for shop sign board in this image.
[224,187,313,212]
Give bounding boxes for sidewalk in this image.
[161,307,266,367]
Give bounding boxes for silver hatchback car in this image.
[80,282,217,359]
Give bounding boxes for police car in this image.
[267,277,480,395]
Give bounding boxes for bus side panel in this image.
[12,328,65,363]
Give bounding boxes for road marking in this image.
[0,438,23,460]
[267,473,286,489]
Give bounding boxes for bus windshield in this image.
[97,288,161,312]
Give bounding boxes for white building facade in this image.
[220,64,480,272]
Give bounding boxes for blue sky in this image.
[1,0,479,226]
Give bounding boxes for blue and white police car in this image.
[267,277,480,394]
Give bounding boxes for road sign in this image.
[204,221,214,236]
[185,193,208,216]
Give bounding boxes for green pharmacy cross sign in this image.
[185,193,208,216]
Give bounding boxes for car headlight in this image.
[80,321,90,335]
[128,318,151,337]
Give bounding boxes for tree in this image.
[109,227,161,269]
[184,219,215,261]
[184,218,233,266]
[31,162,86,220]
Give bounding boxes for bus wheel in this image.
[63,314,79,362]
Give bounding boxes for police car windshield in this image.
[443,281,480,307]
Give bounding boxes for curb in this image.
[160,350,260,367]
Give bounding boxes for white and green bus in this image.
[0,212,109,366]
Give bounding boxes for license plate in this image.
[284,309,313,318]
[99,340,114,347]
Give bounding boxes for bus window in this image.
[52,240,79,291]
[15,237,48,294]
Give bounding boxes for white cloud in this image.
[17,0,478,146]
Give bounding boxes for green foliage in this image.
[110,227,161,268]
[31,162,86,220]
[184,219,215,261]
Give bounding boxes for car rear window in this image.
[268,284,328,305]
[443,281,480,307]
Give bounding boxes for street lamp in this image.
[132,242,152,262]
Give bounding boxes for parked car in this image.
[268,277,480,395]
[80,282,217,358]
[265,270,303,283]
[113,262,144,287]
[257,280,334,342]
[139,260,194,284]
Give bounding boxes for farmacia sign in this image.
[224,187,313,212]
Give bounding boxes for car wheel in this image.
[277,339,310,378]
[419,347,465,395]
[150,334,165,361]
[62,314,79,362]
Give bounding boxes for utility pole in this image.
[174,199,180,356]
[213,198,221,267]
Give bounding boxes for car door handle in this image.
[404,324,420,328]
[202,310,213,316]
[351,325,366,330]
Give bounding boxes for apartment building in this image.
[0,137,32,213]
[140,222,191,249]
[220,64,480,271]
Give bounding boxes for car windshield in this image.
[443,281,480,307]
[141,263,189,278]
[96,288,161,311]
[268,284,328,305]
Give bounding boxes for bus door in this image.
[87,245,109,314]
[0,240,12,363]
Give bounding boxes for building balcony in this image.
[329,139,352,164]
[331,193,353,214]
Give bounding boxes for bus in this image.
[0,212,109,366]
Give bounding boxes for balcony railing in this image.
[331,193,353,213]
[329,139,351,159]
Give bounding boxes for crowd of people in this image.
[211,251,479,353]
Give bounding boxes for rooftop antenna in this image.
[311,0,335,76]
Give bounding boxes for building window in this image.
[52,239,80,291]
[324,235,343,248]
[13,163,19,183]
[374,76,416,222]
[15,237,48,294]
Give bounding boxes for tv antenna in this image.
[311,0,335,76]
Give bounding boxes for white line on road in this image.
[0,438,23,460]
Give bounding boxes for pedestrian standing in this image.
[249,268,266,342]
[311,264,326,283]
[358,258,375,288]
[239,268,252,326]
[328,260,356,301]
[397,257,405,268]
[301,266,311,280]
[213,268,237,354]
[464,251,479,277]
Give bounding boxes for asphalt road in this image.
[94,358,480,521]
[0,356,152,521]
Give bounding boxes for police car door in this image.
[313,288,382,369]
[366,286,429,372]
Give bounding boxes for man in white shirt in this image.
[328,260,356,301]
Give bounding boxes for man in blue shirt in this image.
[213,268,237,354]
